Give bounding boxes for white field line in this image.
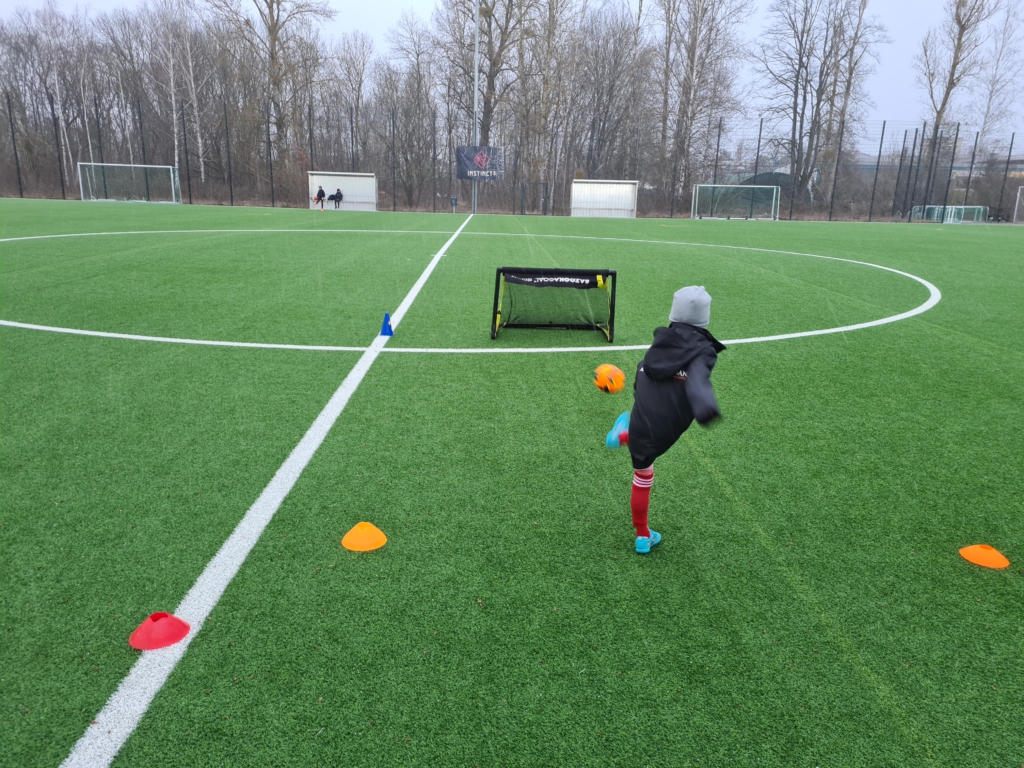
[2,254,942,353]
[0,228,454,243]
[58,214,474,768]
[0,321,366,351]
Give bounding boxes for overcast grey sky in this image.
[0,0,940,124]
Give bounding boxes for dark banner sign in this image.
[457,146,505,180]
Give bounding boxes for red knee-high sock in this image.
[630,468,654,538]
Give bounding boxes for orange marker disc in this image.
[958,544,1010,569]
[342,522,387,552]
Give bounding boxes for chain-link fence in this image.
[3,92,1020,222]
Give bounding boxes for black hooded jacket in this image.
[627,323,725,468]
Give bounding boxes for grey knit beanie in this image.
[669,285,711,327]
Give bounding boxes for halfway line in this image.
[59,214,474,768]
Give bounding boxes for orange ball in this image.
[594,364,626,394]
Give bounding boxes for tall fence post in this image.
[432,108,437,213]
[868,120,885,222]
[939,123,960,222]
[962,131,979,205]
[391,107,397,212]
[93,92,105,164]
[907,122,927,221]
[94,92,109,198]
[711,117,722,217]
[349,106,355,172]
[922,128,942,207]
[5,91,23,198]
[669,124,680,218]
[748,117,763,218]
[308,101,314,171]
[223,100,233,206]
[136,98,149,201]
[902,127,920,218]
[634,122,640,180]
[180,104,193,203]
[711,118,722,184]
[266,103,274,207]
[828,118,845,221]
[891,129,908,216]
[995,133,1015,221]
[47,92,66,199]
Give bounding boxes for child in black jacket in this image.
[606,286,725,554]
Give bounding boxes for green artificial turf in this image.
[1,198,1021,767]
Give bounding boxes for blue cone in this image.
[380,312,394,336]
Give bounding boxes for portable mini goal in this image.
[691,185,780,220]
[78,163,182,203]
[491,267,617,342]
[308,172,378,211]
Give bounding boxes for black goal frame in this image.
[491,266,617,342]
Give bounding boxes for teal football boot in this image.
[605,411,630,449]
[635,530,662,554]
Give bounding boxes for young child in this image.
[606,285,725,554]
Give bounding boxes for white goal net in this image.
[78,163,181,203]
[910,205,988,224]
[308,172,378,211]
[570,180,637,218]
[691,185,780,220]
[1014,187,1023,224]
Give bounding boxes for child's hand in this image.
[694,404,721,426]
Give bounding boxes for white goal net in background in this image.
[78,163,181,203]
[570,180,637,218]
[1014,187,1024,224]
[308,172,378,211]
[691,185,780,220]
[910,205,988,224]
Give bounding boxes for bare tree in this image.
[433,0,535,146]
[671,0,751,204]
[757,0,884,212]
[914,0,999,134]
[970,0,1023,144]
[204,0,334,141]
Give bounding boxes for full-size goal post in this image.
[691,185,780,220]
[491,267,617,342]
[78,163,182,203]
[1014,187,1024,224]
[910,205,988,223]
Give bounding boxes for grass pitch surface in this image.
[1,198,1021,766]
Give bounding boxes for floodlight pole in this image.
[472,0,480,214]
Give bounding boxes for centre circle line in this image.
[1,228,941,351]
